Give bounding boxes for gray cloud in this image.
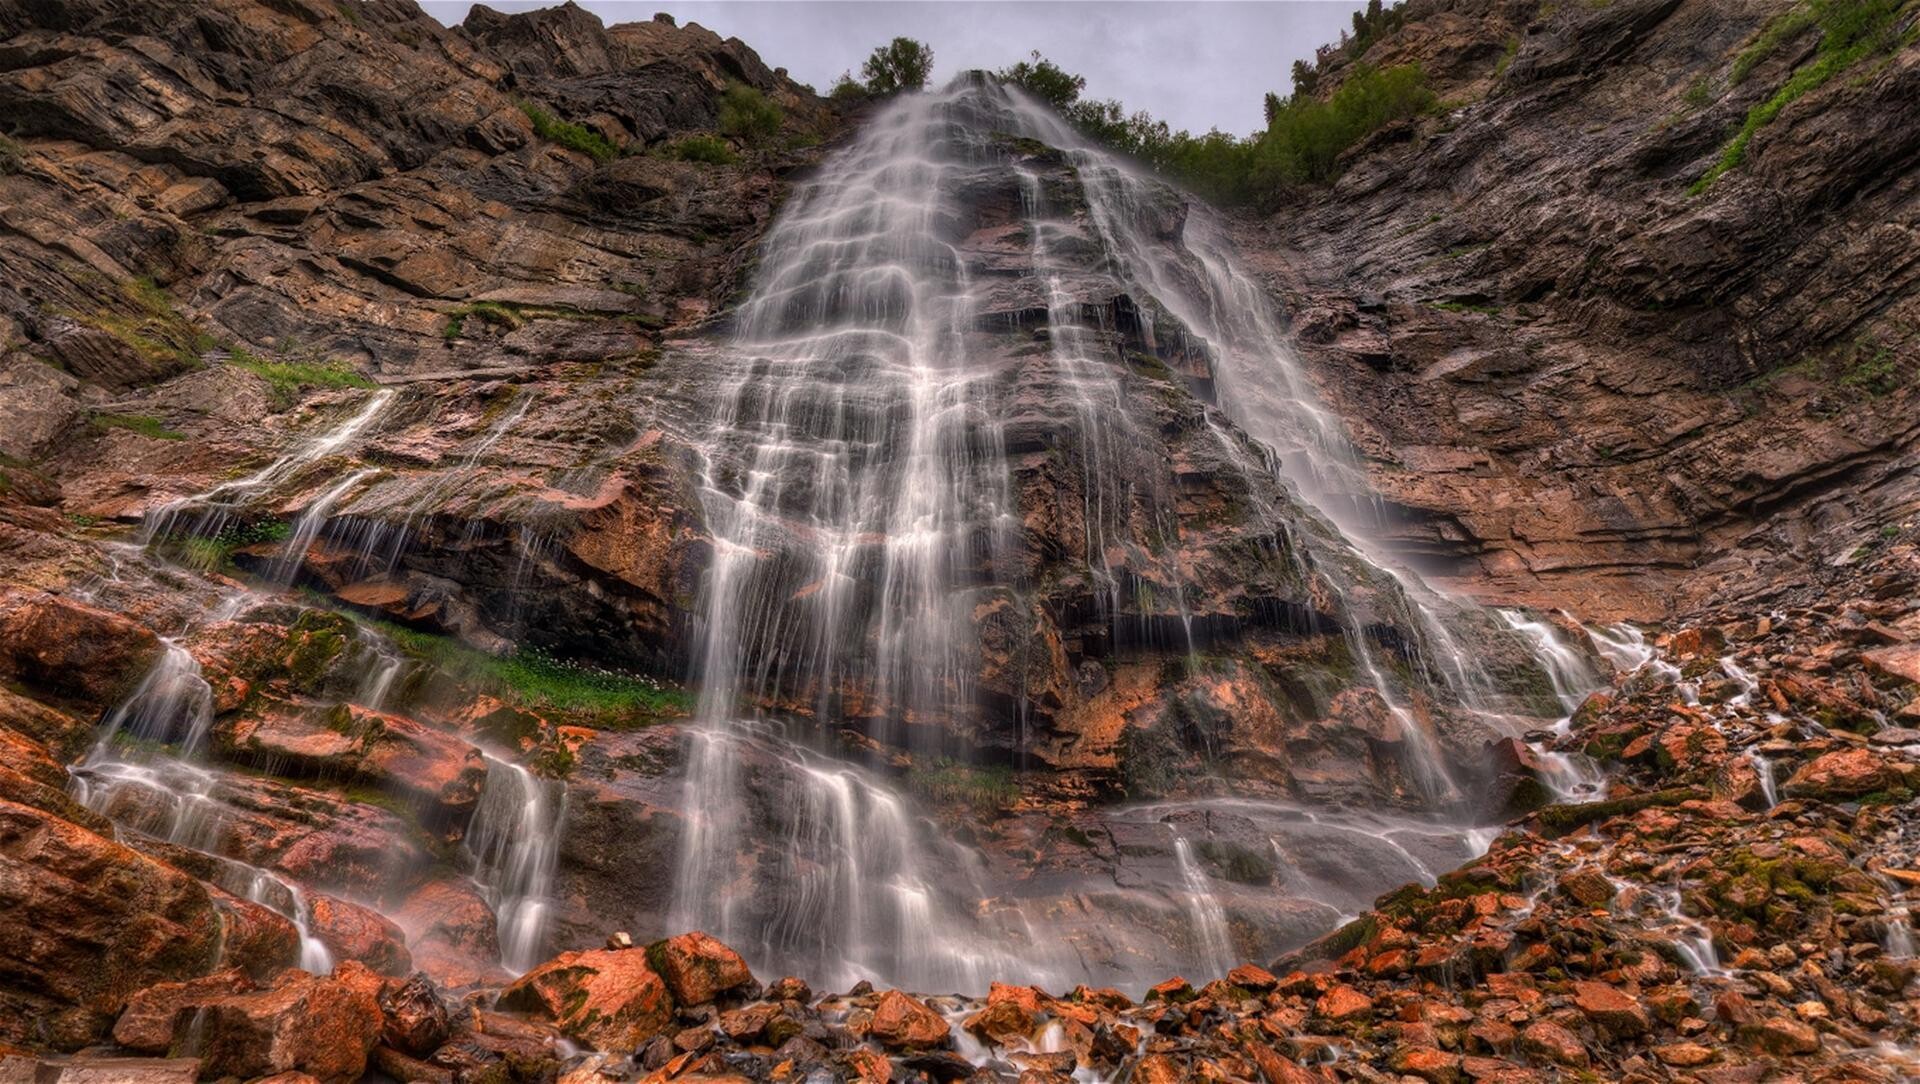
[419,1,1368,135]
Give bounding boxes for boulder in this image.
[644,931,752,1005]
[963,983,1042,1046]
[114,970,381,1083]
[380,973,451,1057]
[0,798,287,1049]
[867,990,950,1051]
[497,949,674,1051]
[1782,748,1896,801]
[0,593,161,709]
[310,896,412,976]
[1569,981,1649,1038]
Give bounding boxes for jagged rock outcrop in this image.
[1245,0,1920,620]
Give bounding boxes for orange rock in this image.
[1389,1045,1462,1084]
[965,982,1043,1045]
[1569,981,1648,1038]
[646,931,753,1005]
[310,895,411,976]
[1132,1054,1187,1084]
[1312,984,1372,1024]
[1782,748,1895,801]
[117,969,380,1084]
[1226,963,1277,991]
[497,948,674,1050]
[838,1047,891,1082]
[1517,1020,1586,1067]
[868,989,950,1050]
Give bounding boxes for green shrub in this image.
[718,84,782,145]
[517,100,617,163]
[998,51,1085,110]
[829,73,868,102]
[665,134,738,165]
[0,134,21,175]
[90,413,184,440]
[861,37,933,95]
[228,346,375,406]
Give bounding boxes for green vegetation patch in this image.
[373,619,690,724]
[228,346,375,406]
[718,84,783,145]
[517,100,618,163]
[90,412,184,440]
[0,134,22,174]
[662,134,738,166]
[907,756,1020,812]
[69,277,216,376]
[170,518,291,571]
[1693,0,1908,194]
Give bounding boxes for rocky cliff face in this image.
[0,0,1916,1081]
[1247,0,1920,621]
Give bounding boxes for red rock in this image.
[0,591,161,709]
[645,931,752,1005]
[0,798,288,1049]
[1862,643,1920,685]
[1569,981,1649,1038]
[1389,1045,1463,1084]
[393,880,500,988]
[766,976,813,1003]
[839,1047,891,1082]
[1313,984,1373,1024]
[497,949,674,1051]
[717,1001,803,1046]
[116,969,380,1084]
[113,969,255,1052]
[965,982,1043,1045]
[1146,976,1193,1002]
[868,989,950,1050]
[1226,963,1278,991]
[1741,1015,1820,1056]
[1653,1041,1716,1066]
[1131,1054,1186,1084]
[1782,748,1894,801]
[1555,868,1616,908]
[311,895,411,976]
[1517,1020,1587,1067]
[380,973,450,1057]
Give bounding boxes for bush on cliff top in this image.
[997,53,1433,205]
[861,37,934,95]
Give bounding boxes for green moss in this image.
[90,413,184,440]
[0,134,22,174]
[907,757,1020,812]
[227,346,375,407]
[1692,0,1906,193]
[67,277,215,377]
[1430,299,1500,315]
[1196,839,1275,886]
[1303,914,1379,961]
[369,619,690,724]
[1530,787,1703,838]
[517,100,617,163]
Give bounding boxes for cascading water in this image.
[467,754,565,973]
[668,76,1617,991]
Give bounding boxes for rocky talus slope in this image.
[0,0,1914,1082]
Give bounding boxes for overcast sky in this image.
[418,1,1369,135]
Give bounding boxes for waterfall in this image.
[1172,837,1235,973]
[666,76,1608,990]
[467,755,564,973]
